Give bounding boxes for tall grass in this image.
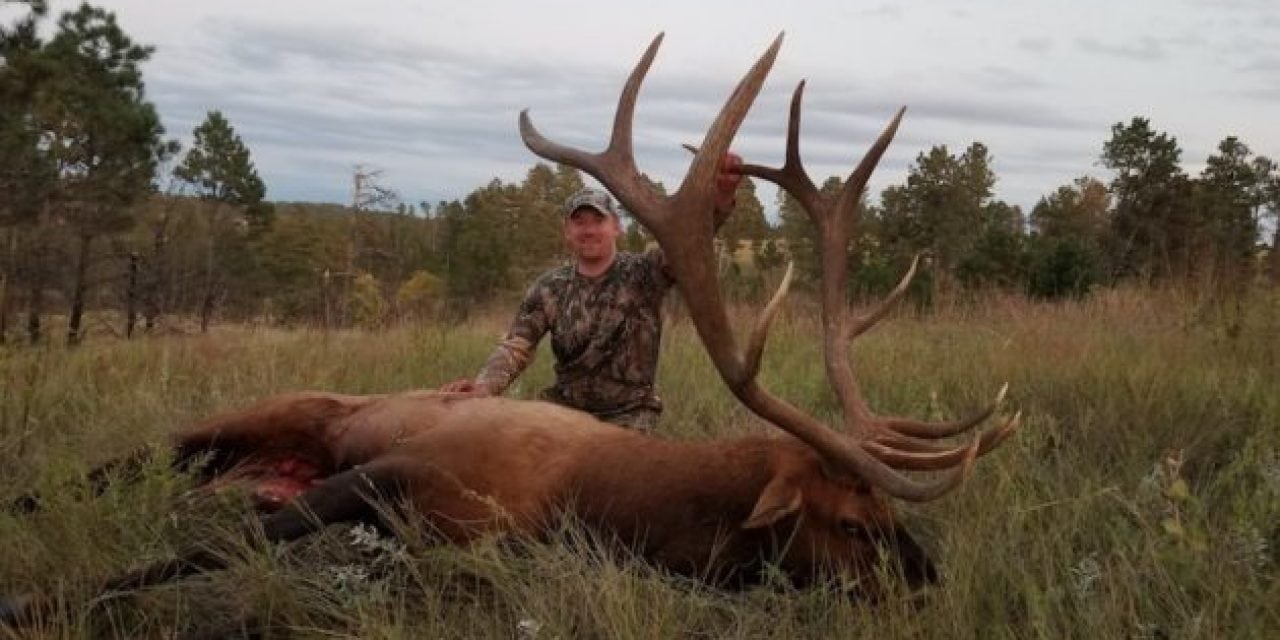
[1,288,1277,638]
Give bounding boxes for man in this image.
[441,154,742,430]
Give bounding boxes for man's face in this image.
[563,207,622,261]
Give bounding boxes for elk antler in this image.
[520,35,1019,501]
[734,81,1021,480]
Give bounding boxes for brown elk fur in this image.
[177,391,935,588]
[3,389,933,618]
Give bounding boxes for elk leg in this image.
[107,462,406,590]
[7,446,156,514]
[1,463,405,628]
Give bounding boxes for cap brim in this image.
[565,205,613,217]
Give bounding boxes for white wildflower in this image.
[326,564,370,593]
[1070,553,1102,598]
[517,618,542,640]
[346,523,408,564]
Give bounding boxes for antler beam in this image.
[520,35,1020,501]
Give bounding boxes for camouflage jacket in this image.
[475,249,674,420]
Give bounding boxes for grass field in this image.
[1,288,1277,639]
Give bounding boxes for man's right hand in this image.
[439,378,492,395]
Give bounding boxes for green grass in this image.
[1,287,1278,638]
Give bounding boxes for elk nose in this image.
[891,529,939,588]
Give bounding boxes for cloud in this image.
[1239,86,1280,102]
[968,66,1050,91]
[118,2,1277,217]
[852,4,904,20]
[146,15,1103,214]
[1239,55,1280,73]
[1016,37,1053,55]
[1075,35,1168,62]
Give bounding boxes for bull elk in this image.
[1,32,1020,627]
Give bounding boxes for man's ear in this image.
[742,474,802,529]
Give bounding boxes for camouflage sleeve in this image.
[474,281,551,394]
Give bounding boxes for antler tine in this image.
[740,390,982,501]
[867,412,1022,471]
[744,261,795,380]
[607,32,665,167]
[738,81,820,213]
[848,253,920,340]
[882,383,1010,438]
[834,106,906,226]
[519,33,667,217]
[671,34,785,236]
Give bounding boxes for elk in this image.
[1,32,1020,627]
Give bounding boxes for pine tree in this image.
[1100,117,1189,282]
[174,110,269,331]
[2,3,173,344]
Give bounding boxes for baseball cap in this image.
[563,188,617,218]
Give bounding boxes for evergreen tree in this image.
[441,181,515,301]
[512,163,582,280]
[1026,177,1110,298]
[1195,137,1270,287]
[174,110,269,331]
[956,201,1026,290]
[0,0,54,227]
[877,142,1015,294]
[46,4,174,344]
[1100,117,1189,281]
[1,2,173,343]
[1030,177,1110,242]
[0,0,52,342]
[717,177,770,254]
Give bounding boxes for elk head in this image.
[521,32,1021,581]
[738,441,938,590]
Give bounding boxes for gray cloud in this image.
[1239,55,1280,73]
[863,5,903,19]
[968,66,1051,92]
[1239,86,1280,102]
[1016,37,1053,55]
[1075,35,1168,62]
[149,19,1098,214]
[119,2,1276,218]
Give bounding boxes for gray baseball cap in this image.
[563,188,617,218]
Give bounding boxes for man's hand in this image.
[715,151,743,213]
[439,378,492,396]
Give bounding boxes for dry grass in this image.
[1,287,1277,638]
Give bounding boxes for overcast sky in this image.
[16,1,1280,216]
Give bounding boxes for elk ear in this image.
[742,475,802,529]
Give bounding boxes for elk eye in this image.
[841,521,871,540]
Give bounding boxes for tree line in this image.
[773,129,1279,304]
[3,1,1278,345]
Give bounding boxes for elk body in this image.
[2,32,1019,627]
